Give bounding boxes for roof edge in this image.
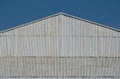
[0,12,120,34]
[61,12,120,32]
[0,12,62,34]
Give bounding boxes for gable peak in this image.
[0,12,120,34]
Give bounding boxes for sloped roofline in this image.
[0,12,120,34]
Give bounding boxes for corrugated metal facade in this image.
[0,13,120,79]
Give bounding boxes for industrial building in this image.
[0,12,120,79]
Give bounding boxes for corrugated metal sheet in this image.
[0,57,120,78]
[0,14,119,57]
[0,13,120,79]
[1,78,120,79]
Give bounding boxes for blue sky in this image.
[0,0,120,31]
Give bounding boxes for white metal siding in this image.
[0,57,120,77]
[0,15,119,57]
[0,13,120,78]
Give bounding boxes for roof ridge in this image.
[0,12,120,34]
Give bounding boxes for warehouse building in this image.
[0,12,120,79]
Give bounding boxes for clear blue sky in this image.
[0,0,120,31]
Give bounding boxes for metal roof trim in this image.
[0,12,120,34]
[61,12,120,32]
[0,12,62,34]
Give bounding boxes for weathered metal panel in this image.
[0,15,120,57]
[0,13,120,79]
[0,57,120,78]
[61,15,120,57]
[0,14,120,57]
